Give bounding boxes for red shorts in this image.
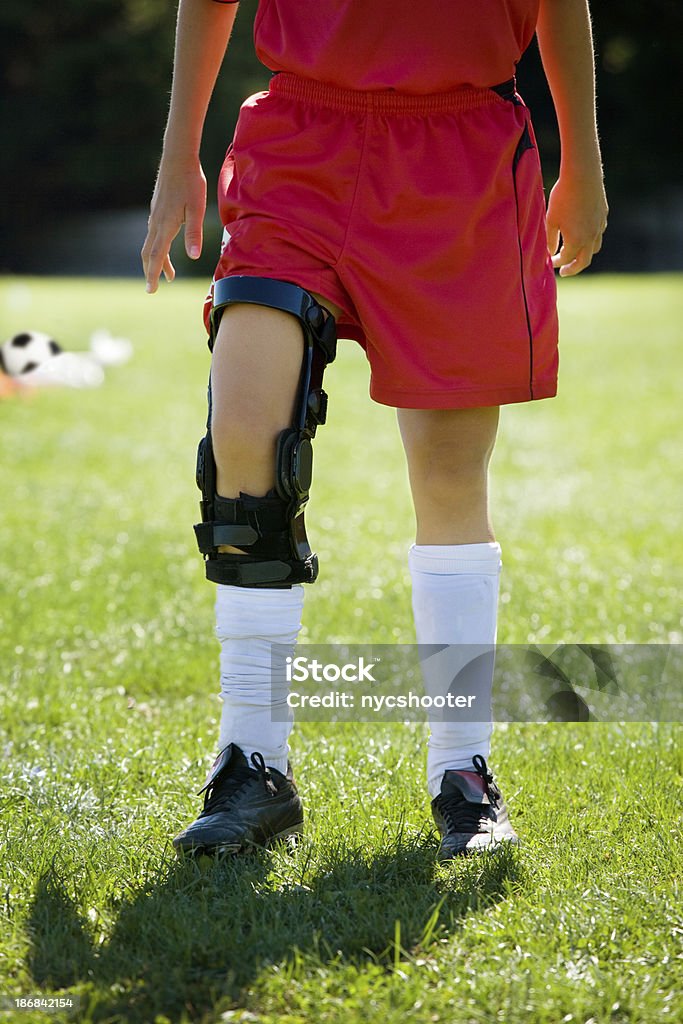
[205,73,558,409]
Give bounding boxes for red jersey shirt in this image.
[226,0,540,92]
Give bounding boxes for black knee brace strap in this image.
[194,276,337,587]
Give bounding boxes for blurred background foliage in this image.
[1,0,682,273]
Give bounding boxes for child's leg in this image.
[397,406,500,794]
[398,407,499,547]
[209,293,343,773]
[210,302,307,500]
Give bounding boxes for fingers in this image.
[550,226,606,277]
[162,253,176,284]
[141,220,177,294]
[546,216,560,264]
[545,173,608,278]
[552,241,593,277]
[184,202,204,262]
[141,172,206,291]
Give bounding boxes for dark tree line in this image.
[521,1,683,201]
[1,0,682,271]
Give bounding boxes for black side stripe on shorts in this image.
[512,122,536,400]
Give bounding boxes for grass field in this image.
[0,275,681,1024]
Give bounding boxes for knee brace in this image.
[194,276,337,588]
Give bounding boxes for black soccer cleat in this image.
[431,754,519,861]
[173,743,304,856]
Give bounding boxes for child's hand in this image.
[141,155,207,293]
[546,168,608,277]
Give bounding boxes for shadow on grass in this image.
[26,832,520,1023]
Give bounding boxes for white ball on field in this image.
[0,330,62,377]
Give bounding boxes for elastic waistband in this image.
[269,72,514,115]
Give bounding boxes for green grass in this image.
[0,274,681,1024]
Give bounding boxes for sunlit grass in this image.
[0,274,681,1023]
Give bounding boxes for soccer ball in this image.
[0,330,62,377]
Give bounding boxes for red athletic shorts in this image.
[205,72,559,409]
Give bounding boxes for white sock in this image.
[215,584,304,775]
[409,542,501,797]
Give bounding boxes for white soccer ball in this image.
[0,330,62,377]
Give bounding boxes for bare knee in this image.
[210,402,280,484]
[398,407,499,483]
[398,406,499,543]
[209,303,303,497]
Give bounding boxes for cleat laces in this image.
[471,754,502,805]
[438,755,501,834]
[199,751,278,818]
